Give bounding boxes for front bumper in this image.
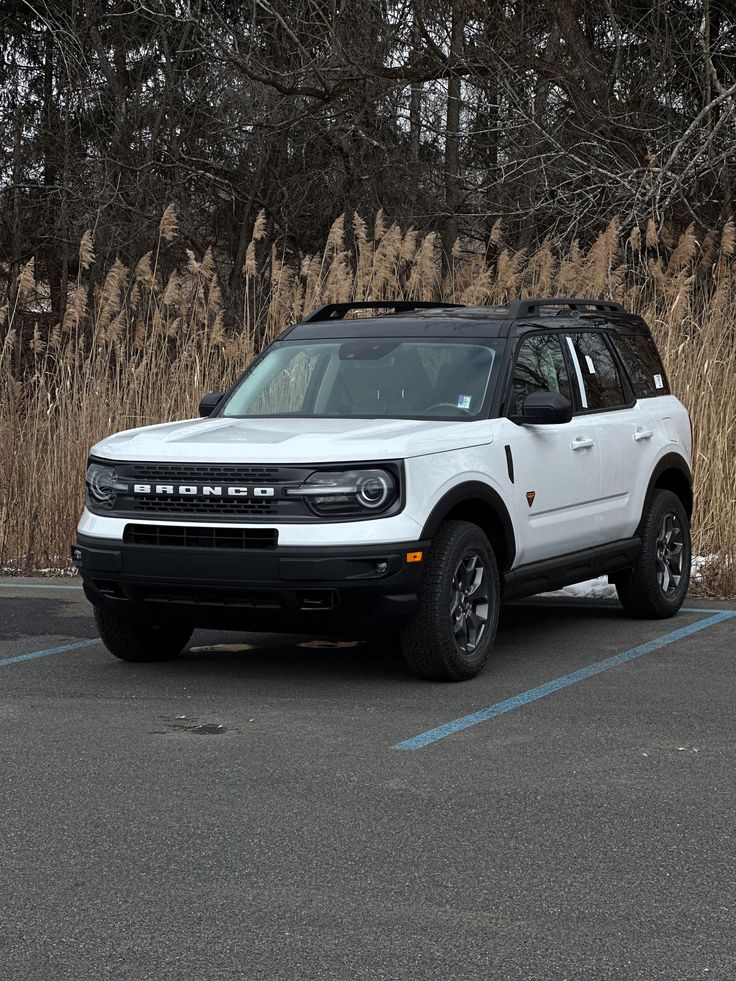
[72,533,429,633]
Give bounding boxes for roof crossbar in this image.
[302,301,465,322]
[507,297,625,318]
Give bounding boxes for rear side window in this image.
[611,332,669,397]
[511,333,572,414]
[567,332,627,411]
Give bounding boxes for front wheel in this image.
[615,489,691,619]
[400,520,500,681]
[93,606,192,662]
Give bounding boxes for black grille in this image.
[124,524,278,549]
[106,461,312,521]
[129,463,282,484]
[133,496,277,516]
[89,459,402,523]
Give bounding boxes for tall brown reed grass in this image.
[1,209,735,594]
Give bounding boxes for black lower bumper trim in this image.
[73,534,428,632]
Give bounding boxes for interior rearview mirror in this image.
[199,391,225,417]
[510,391,573,426]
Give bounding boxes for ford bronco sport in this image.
[73,298,693,681]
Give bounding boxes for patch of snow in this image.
[2,565,78,578]
[541,576,617,600]
[541,557,709,600]
[691,554,719,582]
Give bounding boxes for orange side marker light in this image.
[406,551,423,563]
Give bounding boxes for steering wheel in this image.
[425,402,472,416]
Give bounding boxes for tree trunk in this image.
[517,19,560,247]
[43,28,62,318]
[9,82,23,312]
[442,0,465,267]
[409,4,422,214]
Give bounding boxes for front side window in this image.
[510,333,572,414]
[221,339,500,420]
[567,332,627,410]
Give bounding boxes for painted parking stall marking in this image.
[0,638,100,668]
[0,580,97,665]
[393,609,736,751]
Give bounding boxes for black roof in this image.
[282,298,649,341]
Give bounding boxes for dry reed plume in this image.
[1,209,735,595]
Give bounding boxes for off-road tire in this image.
[94,606,192,662]
[615,489,691,619]
[400,520,500,681]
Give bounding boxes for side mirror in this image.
[199,391,225,417]
[510,391,573,426]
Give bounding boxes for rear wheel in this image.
[615,489,691,619]
[400,520,500,681]
[94,606,192,662]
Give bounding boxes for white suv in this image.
[73,298,693,681]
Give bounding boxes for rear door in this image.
[564,330,659,544]
[607,329,683,529]
[504,332,602,565]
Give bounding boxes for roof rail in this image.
[302,300,465,322]
[508,298,625,318]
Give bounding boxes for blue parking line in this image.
[681,606,731,614]
[0,638,100,668]
[393,610,736,751]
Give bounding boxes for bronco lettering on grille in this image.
[131,483,275,498]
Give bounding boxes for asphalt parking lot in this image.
[1,578,735,981]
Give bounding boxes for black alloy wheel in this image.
[401,520,500,681]
[655,510,686,596]
[616,489,691,619]
[450,550,491,654]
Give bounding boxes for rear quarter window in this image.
[611,332,670,398]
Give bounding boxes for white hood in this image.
[91,416,494,464]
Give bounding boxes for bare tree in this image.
[1,0,735,314]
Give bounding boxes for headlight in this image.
[354,471,392,509]
[286,468,399,516]
[85,462,123,509]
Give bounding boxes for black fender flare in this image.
[420,481,517,571]
[641,451,693,519]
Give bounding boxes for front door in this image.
[504,332,602,566]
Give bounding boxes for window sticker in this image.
[585,355,596,374]
[654,373,664,389]
[457,394,472,410]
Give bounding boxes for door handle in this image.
[634,429,654,441]
[571,437,595,451]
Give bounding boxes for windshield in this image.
[221,339,501,420]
